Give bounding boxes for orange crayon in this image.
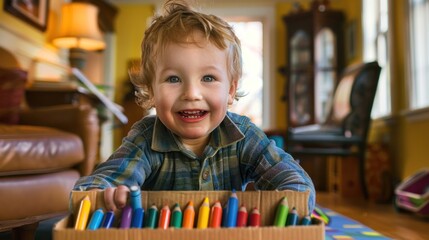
[182,201,195,229]
[197,197,210,229]
[248,207,261,227]
[158,204,171,229]
[236,205,248,227]
[74,195,91,230]
[209,201,222,228]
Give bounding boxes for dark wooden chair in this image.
[285,61,382,198]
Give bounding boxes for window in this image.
[363,0,391,118]
[228,21,263,127]
[207,5,276,129]
[408,0,429,109]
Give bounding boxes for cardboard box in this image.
[54,190,324,240]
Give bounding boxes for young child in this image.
[73,0,315,212]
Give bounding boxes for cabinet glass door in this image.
[290,31,311,125]
[315,28,336,123]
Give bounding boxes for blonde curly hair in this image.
[129,0,243,110]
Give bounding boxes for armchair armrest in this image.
[18,104,100,176]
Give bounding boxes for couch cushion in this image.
[0,170,80,221]
[0,125,84,176]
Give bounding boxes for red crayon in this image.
[209,200,223,228]
[248,207,261,227]
[236,205,248,227]
[158,205,171,229]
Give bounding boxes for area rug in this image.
[313,205,391,240]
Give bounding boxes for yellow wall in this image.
[0,0,45,46]
[113,3,154,148]
[390,0,429,179]
[0,0,65,68]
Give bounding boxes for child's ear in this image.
[228,79,238,105]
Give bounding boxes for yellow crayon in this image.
[74,195,91,230]
[197,197,210,229]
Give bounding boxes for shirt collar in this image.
[151,114,245,153]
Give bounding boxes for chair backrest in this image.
[326,61,381,138]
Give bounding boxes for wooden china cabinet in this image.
[281,1,345,128]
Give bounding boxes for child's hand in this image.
[103,185,130,211]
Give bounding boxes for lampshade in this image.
[53,2,105,51]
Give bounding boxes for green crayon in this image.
[170,203,182,228]
[273,197,289,227]
[146,204,158,228]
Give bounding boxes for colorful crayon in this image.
[101,211,115,228]
[74,195,91,230]
[120,205,133,228]
[300,214,312,226]
[236,205,248,227]
[312,207,329,224]
[225,190,239,228]
[248,207,261,227]
[182,200,195,229]
[209,200,222,228]
[170,203,182,228]
[286,207,299,226]
[222,204,228,227]
[131,208,144,228]
[130,185,142,210]
[87,208,104,230]
[158,204,171,229]
[273,197,289,227]
[146,204,158,228]
[197,197,210,229]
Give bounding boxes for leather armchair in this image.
[0,104,100,239]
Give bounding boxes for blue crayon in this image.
[222,203,228,227]
[300,214,312,226]
[286,207,299,226]
[120,205,133,228]
[101,211,115,228]
[131,208,144,228]
[130,185,142,210]
[225,190,239,228]
[87,208,104,230]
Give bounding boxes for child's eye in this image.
[167,76,180,83]
[202,75,215,82]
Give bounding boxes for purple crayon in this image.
[120,205,133,228]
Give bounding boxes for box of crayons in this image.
[53,190,324,240]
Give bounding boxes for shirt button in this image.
[202,170,210,180]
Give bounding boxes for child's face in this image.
[152,32,237,144]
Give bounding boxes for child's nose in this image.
[182,81,203,100]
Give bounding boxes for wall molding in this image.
[401,106,429,123]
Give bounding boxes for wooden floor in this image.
[316,192,429,240]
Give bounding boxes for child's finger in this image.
[114,185,130,209]
[104,187,117,211]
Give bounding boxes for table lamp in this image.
[53,2,105,70]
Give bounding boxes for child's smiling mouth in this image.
[178,110,208,119]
